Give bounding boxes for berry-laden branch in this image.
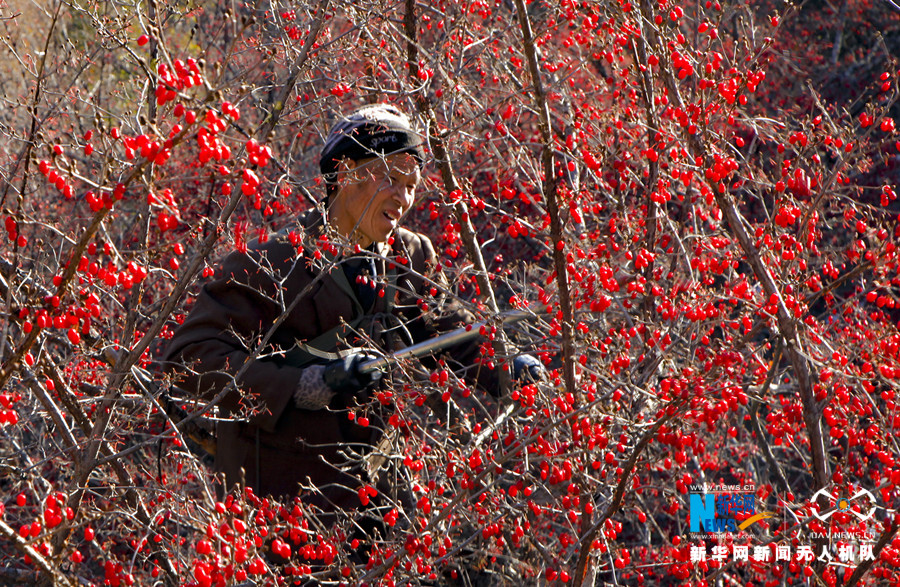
[636,0,831,492]
[38,356,181,582]
[842,518,899,587]
[572,402,684,585]
[256,0,331,142]
[403,0,513,395]
[0,102,207,392]
[0,517,75,587]
[513,0,576,402]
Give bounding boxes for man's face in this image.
[329,152,421,247]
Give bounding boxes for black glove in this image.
[322,352,383,403]
[513,354,546,383]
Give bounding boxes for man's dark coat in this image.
[164,210,487,510]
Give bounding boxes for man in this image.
[164,104,540,513]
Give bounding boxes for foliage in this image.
[1,0,900,585]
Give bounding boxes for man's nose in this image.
[392,185,412,208]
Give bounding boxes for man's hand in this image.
[513,354,546,383]
[293,352,383,410]
[323,352,383,403]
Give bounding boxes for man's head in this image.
[328,152,421,248]
[320,104,425,198]
[320,104,425,247]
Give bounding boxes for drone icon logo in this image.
[811,487,877,522]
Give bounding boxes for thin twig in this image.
[512,0,576,402]
[404,0,513,395]
[573,404,683,585]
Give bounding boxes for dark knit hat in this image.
[320,104,425,196]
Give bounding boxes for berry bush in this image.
[1,0,900,585]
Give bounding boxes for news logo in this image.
[811,487,877,522]
[689,490,773,533]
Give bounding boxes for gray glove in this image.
[293,353,383,409]
[293,365,333,410]
[513,354,545,383]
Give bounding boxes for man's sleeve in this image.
[162,243,304,432]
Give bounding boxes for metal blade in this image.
[357,309,534,374]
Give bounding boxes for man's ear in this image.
[335,157,356,188]
[324,160,346,204]
[328,158,357,204]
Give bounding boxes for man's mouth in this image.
[383,209,401,222]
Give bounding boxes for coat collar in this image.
[296,206,395,318]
